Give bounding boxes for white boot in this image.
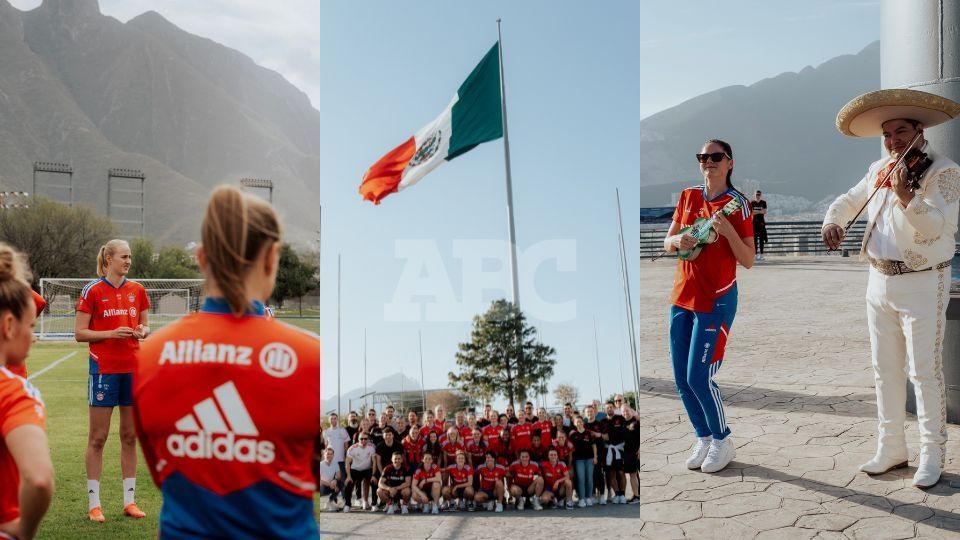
[913,447,943,488]
[859,445,908,475]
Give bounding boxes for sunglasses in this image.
[359,438,369,441]
[696,152,730,163]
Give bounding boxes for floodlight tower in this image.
[32,161,73,206]
[240,178,274,204]
[107,168,146,238]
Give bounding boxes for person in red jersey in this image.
[495,428,514,467]
[440,426,465,468]
[534,408,552,450]
[539,448,574,509]
[0,245,53,540]
[481,415,501,452]
[663,139,754,476]
[473,452,506,513]
[453,410,470,441]
[442,451,474,511]
[133,186,320,539]
[465,428,486,467]
[507,449,543,511]
[401,425,425,476]
[75,239,150,523]
[528,434,546,464]
[376,452,411,515]
[552,430,575,468]
[410,453,441,514]
[511,410,534,453]
[419,411,440,439]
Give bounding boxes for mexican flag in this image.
[359,42,504,204]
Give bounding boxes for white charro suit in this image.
[824,145,960,464]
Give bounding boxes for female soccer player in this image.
[507,449,543,511]
[133,186,320,538]
[473,452,506,513]
[75,238,150,522]
[411,453,441,514]
[0,244,53,540]
[442,451,474,511]
[662,139,753,473]
[539,448,573,509]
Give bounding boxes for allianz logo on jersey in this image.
[166,381,275,464]
[159,340,297,378]
[102,307,136,318]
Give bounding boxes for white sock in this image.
[87,479,101,510]
[123,478,136,506]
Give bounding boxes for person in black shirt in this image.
[376,452,411,514]
[623,408,640,504]
[584,405,608,505]
[568,417,597,507]
[750,190,768,260]
[603,402,628,504]
[373,428,402,509]
[345,411,360,443]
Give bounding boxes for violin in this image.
[901,147,933,192]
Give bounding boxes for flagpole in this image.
[616,188,641,404]
[419,330,427,413]
[364,328,368,412]
[337,253,342,417]
[496,18,520,308]
[593,316,603,401]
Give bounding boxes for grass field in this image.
[24,322,320,538]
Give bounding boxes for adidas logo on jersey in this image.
[159,340,253,366]
[166,381,275,464]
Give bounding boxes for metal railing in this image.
[640,221,868,259]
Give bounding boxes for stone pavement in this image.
[319,493,639,539]
[639,256,960,539]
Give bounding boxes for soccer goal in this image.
[38,278,205,340]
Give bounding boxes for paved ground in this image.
[319,491,640,539]
[640,255,960,539]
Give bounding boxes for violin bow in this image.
[835,131,923,246]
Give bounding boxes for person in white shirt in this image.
[318,448,343,512]
[344,434,377,511]
[823,88,960,488]
[323,413,351,479]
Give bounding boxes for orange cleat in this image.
[88,506,106,522]
[123,503,146,519]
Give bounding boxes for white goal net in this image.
[38,278,205,340]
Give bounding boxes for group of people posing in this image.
[318,399,641,514]
[0,186,322,539]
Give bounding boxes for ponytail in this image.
[0,243,33,321]
[200,185,281,316]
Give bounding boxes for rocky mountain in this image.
[322,373,423,416]
[641,41,881,207]
[0,0,318,245]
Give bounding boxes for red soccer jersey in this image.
[552,440,575,463]
[511,422,533,451]
[476,464,507,491]
[533,420,553,449]
[420,424,442,439]
[0,367,46,523]
[402,435,425,469]
[482,424,501,447]
[508,461,540,488]
[540,461,568,488]
[133,302,320,500]
[446,464,473,486]
[440,440,465,464]
[670,187,753,313]
[77,278,150,373]
[465,439,486,464]
[457,424,473,441]
[413,465,440,487]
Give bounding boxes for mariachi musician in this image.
[822,89,960,487]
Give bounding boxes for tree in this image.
[448,299,556,408]
[273,244,319,314]
[0,197,115,285]
[127,238,198,279]
[426,390,464,417]
[606,391,638,409]
[554,383,580,408]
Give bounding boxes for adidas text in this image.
[166,431,275,464]
[159,340,253,366]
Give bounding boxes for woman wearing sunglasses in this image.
[662,139,754,474]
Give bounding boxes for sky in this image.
[8,0,321,109]
[641,0,880,118]
[320,0,640,411]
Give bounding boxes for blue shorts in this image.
[479,488,496,499]
[88,357,133,407]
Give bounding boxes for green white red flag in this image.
[359,43,504,204]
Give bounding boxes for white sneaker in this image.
[619,495,628,504]
[686,437,712,469]
[495,501,503,513]
[599,495,607,506]
[566,500,575,509]
[578,499,586,508]
[422,502,430,514]
[914,447,944,488]
[585,497,593,507]
[431,502,439,515]
[517,496,525,510]
[401,504,409,515]
[531,496,542,511]
[700,437,736,473]
[386,503,395,515]
[361,500,369,511]
[342,504,351,513]
[458,499,466,510]
[485,501,494,511]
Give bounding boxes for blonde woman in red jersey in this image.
[75,239,150,522]
[0,244,53,540]
[662,139,754,475]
